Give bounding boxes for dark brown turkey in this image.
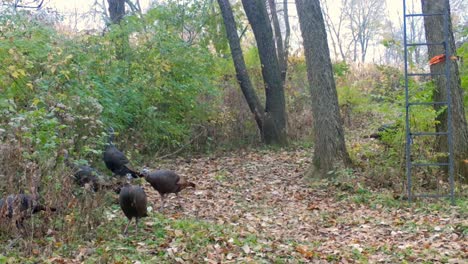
[62,149,101,191]
[0,194,56,229]
[142,169,195,211]
[103,127,142,178]
[119,183,148,235]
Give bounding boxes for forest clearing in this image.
[2,148,467,263]
[0,0,467,263]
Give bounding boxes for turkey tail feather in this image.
[122,166,144,178]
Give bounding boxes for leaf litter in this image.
[33,148,467,263]
[135,148,467,263]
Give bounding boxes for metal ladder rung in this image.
[403,0,454,204]
[411,132,448,136]
[412,162,449,167]
[405,13,444,17]
[408,101,448,106]
[407,73,444,77]
[406,42,444,46]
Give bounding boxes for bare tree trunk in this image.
[321,1,339,60]
[217,0,265,138]
[407,0,425,67]
[107,0,126,24]
[11,0,44,10]
[283,0,291,76]
[241,0,287,146]
[295,0,352,175]
[268,0,286,83]
[344,0,381,63]
[421,0,468,182]
[320,0,350,62]
[352,39,358,62]
[107,0,128,60]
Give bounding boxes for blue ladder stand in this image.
[403,0,455,204]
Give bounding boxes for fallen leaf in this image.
[296,245,314,259]
[242,244,250,254]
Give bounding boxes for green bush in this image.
[0,6,219,163]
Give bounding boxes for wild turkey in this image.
[142,169,195,211]
[119,182,148,235]
[103,127,142,178]
[0,194,56,229]
[368,123,399,140]
[62,149,101,191]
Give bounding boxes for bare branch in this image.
[12,0,44,9]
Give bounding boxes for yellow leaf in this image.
[65,54,73,60]
[60,70,70,80]
[51,66,56,74]
[18,69,26,76]
[8,65,16,71]
[65,213,75,223]
[26,83,34,90]
[161,62,171,72]
[32,98,41,106]
[11,71,20,78]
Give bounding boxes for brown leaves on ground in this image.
[139,148,467,263]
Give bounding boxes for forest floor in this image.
[1,148,467,263]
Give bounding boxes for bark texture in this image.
[268,0,287,83]
[421,0,468,182]
[216,0,266,137]
[108,0,126,24]
[296,0,352,174]
[241,0,287,145]
[107,0,128,60]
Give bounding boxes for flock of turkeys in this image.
[0,127,195,235]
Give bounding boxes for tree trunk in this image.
[216,0,266,140]
[283,0,291,79]
[241,0,287,146]
[296,0,352,175]
[108,0,126,24]
[267,0,286,83]
[321,0,350,63]
[107,0,128,60]
[421,0,468,182]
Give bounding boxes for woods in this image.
[0,0,467,262]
